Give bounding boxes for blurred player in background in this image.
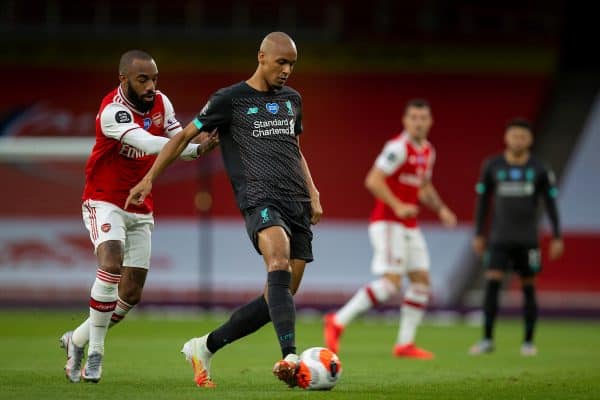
[59,50,217,383]
[469,118,564,356]
[324,99,457,359]
[126,32,322,388]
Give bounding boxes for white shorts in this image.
[369,221,430,275]
[82,199,154,269]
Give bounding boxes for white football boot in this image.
[59,331,85,383]
[181,335,216,388]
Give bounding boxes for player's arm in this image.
[125,91,229,209]
[125,123,217,208]
[101,104,201,160]
[293,101,322,224]
[472,159,494,255]
[540,166,564,260]
[297,139,322,225]
[365,141,418,219]
[419,181,456,227]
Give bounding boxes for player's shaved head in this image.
[259,31,297,55]
[249,31,298,91]
[119,50,154,75]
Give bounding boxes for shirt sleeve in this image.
[474,158,495,236]
[100,103,144,141]
[161,93,183,138]
[540,165,561,238]
[101,103,199,160]
[192,89,231,133]
[374,140,407,175]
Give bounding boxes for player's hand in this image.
[192,128,219,156]
[549,238,564,261]
[438,205,457,228]
[125,178,153,210]
[310,193,323,225]
[472,235,486,256]
[393,203,419,219]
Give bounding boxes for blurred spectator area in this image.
[0,1,563,74]
[0,0,564,41]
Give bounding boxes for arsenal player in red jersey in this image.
[59,50,216,383]
[324,99,457,359]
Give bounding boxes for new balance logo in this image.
[247,107,259,114]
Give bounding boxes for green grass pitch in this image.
[1,310,599,399]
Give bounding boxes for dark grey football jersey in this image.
[474,154,560,246]
[193,82,310,210]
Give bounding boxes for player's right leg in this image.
[469,269,504,355]
[62,201,125,383]
[68,213,153,350]
[325,221,403,354]
[256,225,301,386]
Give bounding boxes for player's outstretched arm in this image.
[125,123,217,209]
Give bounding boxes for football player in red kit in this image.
[324,99,457,359]
[59,50,216,383]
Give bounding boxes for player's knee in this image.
[266,257,291,273]
[485,269,504,281]
[97,241,124,274]
[119,286,143,305]
[408,270,430,286]
[383,273,403,290]
[520,276,536,288]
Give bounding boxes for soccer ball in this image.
[296,347,342,390]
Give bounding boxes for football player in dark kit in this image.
[469,118,564,356]
[126,32,322,388]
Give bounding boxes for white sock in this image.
[398,284,429,345]
[335,278,397,327]
[71,296,134,348]
[88,269,120,355]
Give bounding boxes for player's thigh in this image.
[82,200,127,267]
[514,246,542,278]
[288,202,314,264]
[123,213,154,269]
[244,204,291,261]
[368,221,408,276]
[405,228,431,275]
[258,226,291,271]
[485,244,511,278]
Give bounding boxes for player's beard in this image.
[126,85,155,113]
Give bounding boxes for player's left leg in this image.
[325,221,404,354]
[257,226,300,386]
[394,228,433,359]
[394,269,433,359]
[520,276,538,355]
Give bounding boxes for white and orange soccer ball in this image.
[296,347,342,390]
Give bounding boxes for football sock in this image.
[522,284,537,343]
[483,279,501,340]
[335,278,397,326]
[398,284,429,345]
[71,296,134,347]
[206,295,271,354]
[267,270,296,358]
[88,268,120,355]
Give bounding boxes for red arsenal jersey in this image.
[369,132,436,228]
[82,86,182,214]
